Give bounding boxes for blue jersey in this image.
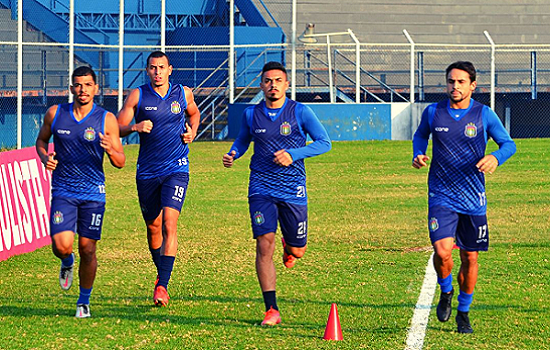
[413,99,516,215]
[51,103,107,202]
[229,99,331,204]
[135,83,189,179]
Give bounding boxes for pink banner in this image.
[0,146,52,261]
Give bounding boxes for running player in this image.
[412,61,516,333]
[35,66,125,318]
[117,51,200,307]
[222,61,332,326]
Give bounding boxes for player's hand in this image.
[99,132,113,154]
[181,122,196,144]
[476,154,498,174]
[412,155,430,169]
[273,149,293,167]
[133,120,153,133]
[223,150,236,168]
[42,152,58,171]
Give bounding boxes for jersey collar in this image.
[262,98,288,122]
[447,98,474,121]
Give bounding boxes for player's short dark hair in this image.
[446,61,476,82]
[72,66,96,84]
[147,51,171,67]
[261,61,287,78]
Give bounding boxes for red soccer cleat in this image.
[281,237,296,268]
[153,285,170,307]
[261,307,281,326]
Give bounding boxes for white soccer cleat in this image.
[75,304,91,318]
[59,253,74,291]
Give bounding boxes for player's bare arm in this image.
[413,154,430,169]
[101,112,126,168]
[35,105,59,171]
[181,86,200,144]
[476,154,498,174]
[273,149,293,167]
[117,88,153,136]
[223,150,236,168]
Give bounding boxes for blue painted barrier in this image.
[228,103,392,141]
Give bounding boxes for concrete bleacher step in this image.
[271,0,550,44]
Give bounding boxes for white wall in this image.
[391,102,431,140]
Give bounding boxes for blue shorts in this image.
[248,194,308,248]
[136,172,189,221]
[50,196,105,240]
[428,206,489,251]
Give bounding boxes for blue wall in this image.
[228,103,392,141]
[41,0,223,15]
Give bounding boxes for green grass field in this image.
[0,139,549,350]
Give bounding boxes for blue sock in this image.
[61,253,74,267]
[457,290,474,312]
[77,286,93,305]
[437,274,453,293]
[262,291,278,311]
[157,255,175,289]
[149,247,161,275]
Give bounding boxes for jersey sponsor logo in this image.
[464,123,477,138]
[83,127,97,141]
[435,127,449,132]
[57,129,71,135]
[429,217,439,232]
[171,101,181,114]
[53,211,64,225]
[255,129,267,134]
[144,106,157,111]
[253,211,265,225]
[280,122,291,136]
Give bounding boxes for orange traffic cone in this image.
[323,303,343,341]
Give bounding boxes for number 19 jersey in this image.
[135,83,189,179]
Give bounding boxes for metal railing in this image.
[334,49,409,102]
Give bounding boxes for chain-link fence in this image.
[2,0,550,148]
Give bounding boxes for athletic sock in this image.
[437,274,453,293]
[157,255,175,289]
[61,253,74,267]
[262,290,278,311]
[149,247,161,274]
[77,286,93,305]
[457,290,474,312]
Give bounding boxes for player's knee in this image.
[52,244,71,258]
[288,246,307,258]
[434,249,453,264]
[256,235,275,255]
[162,221,178,236]
[78,243,96,260]
[146,215,162,230]
[460,251,478,266]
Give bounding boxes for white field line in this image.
[405,252,437,350]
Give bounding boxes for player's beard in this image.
[266,90,281,102]
[76,95,92,106]
[449,91,465,103]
